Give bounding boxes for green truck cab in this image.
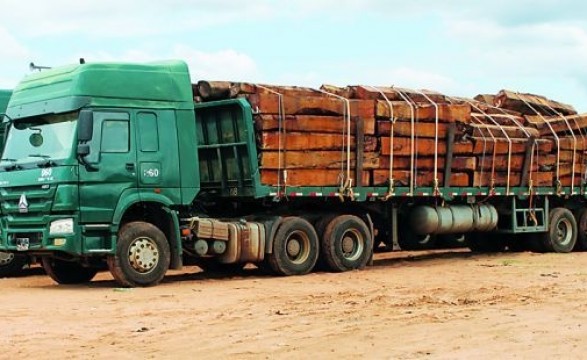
[0,61,290,286]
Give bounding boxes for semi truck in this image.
[0,89,29,276]
[0,60,583,287]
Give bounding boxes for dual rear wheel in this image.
[266,215,373,275]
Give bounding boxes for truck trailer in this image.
[0,60,584,287]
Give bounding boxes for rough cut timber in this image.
[525,113,587,136]
[375,101,472,123]
[256,115,375,135]
[494,90,577,116]
[195,80,587,189]
[371,170,470,188]
[260,151,379,170]
[247,93,375,117]
[377,121,468,138]
[259,132,377,152]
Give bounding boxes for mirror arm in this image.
[77,154,98,172]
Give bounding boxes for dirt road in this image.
[1,249,587,359]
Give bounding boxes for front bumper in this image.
[0,215,115,256]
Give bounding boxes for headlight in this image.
[50,218,74,235]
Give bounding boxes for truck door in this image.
[79,111,137,223]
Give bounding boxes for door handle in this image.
[125,163,135,171]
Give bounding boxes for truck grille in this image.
[0,185,56,217]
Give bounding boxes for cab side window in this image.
[101,120,129,153]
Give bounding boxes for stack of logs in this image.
[194,81,585,190]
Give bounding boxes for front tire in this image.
[268,217,319,276]
[0,252,27,277]
[321,215,372,272]
[42,257,98,284]
[108,221,170,287]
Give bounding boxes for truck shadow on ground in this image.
[40,249,518,289]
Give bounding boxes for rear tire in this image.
[531,208,577,253]
[268,217,319,276]
[108,221,171,287]
[42,257,98,284]
[574,208,587,251]
[320,215,372,272]
[0,252,27,277]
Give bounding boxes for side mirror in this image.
[78,109,94,142]
[77,143,90,157]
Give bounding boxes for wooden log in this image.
[470,123,539,138]
[471,138,553,154]
[260,169,370,187]
[525,113,587,136]
[380,137,474,156]
[377,156,477,172]
[351,85,448,103]
[558,176,584,187]
[371,170,470,187]
[471,113,527,127]
[476,154,557,172]
[260,151,380,169]
[319,84,353,98]
[377,120,467,138]
[494,90,577,116]
[256,114,375,135]
[247,93,375,118]
[231,82,325,97]
[259,132,377,151]
[474,94,496,105]
[559,150,585,163]
[196,81,239,100]
[557,137,587,151]
[375,101,472,123]
[473,171,554,187]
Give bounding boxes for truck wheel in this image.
[42,257,98,284]
[466,232,507,252]
[108,221,170,287]
[268,217,319,276]
[321,215,372,272]
[0,252,27,277]
[573,208,587,251]
[533,208,577,253]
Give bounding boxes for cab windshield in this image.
[1,112,78,165]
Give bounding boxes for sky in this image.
[1,0,587,110]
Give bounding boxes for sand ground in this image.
[1,249,586,359]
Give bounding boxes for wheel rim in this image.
[285,230,310,264]
[556,218,573,246]
[340,228,365,261]
[128,237,159,274]
[0,252,15,266]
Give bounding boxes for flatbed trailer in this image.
[0,60,583,287]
